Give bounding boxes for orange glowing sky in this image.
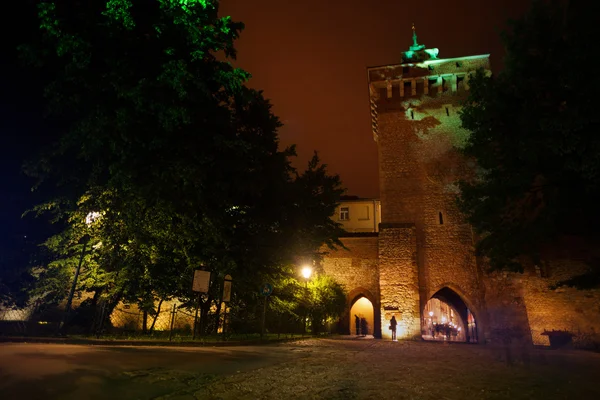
[220,0,530,198]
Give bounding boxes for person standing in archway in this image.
[390,315,398,341]
[355,315,360,336]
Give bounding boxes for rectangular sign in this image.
[222,280,232,302]
[192,270,211,293]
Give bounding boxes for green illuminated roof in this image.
[401,24,439,62]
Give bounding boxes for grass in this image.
[68,331,312,343]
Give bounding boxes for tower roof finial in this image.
[412,23,418,47]
[402,24,438,62]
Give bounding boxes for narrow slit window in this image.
[438,212,444,225]
[445,107,450,116]
[410,110,414,120]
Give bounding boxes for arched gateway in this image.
[422,287,478,343]
[345,288,380,337]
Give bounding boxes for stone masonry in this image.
[322,28,600,345]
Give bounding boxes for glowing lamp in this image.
[301,266,312,280]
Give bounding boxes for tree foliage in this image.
[20,0,346,330]
[458,1,600,279]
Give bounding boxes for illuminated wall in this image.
[334,199,381,233]
[369,40,491,341]
[320,33,600,346]
[349,297,375,335]
[321,236,381,336]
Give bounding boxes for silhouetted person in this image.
[390,316,397,341]
[355,314,360,336]
[360,317,368,336]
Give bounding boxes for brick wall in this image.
[321,236,380,335]
[374,56,491,341]
[520,260,600,346]
[322,52,600,346]
[378,224,420,339]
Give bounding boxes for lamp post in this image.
[60,211,101,335]
[301,266,312,335]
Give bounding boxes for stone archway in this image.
[349,297,374,336]
[422,286,479,343]
[344,287,381,338]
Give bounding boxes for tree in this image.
[306,274,346,333]
[458,1,600,284]
[22,0,345,331]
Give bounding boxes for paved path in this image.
[1,339,600,399]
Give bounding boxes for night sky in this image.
[220,0,530,198]
[0,0,530,256]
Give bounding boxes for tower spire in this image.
[401,24,439,62]
[412,23,418,47]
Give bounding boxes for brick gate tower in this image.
[368,26,491,339]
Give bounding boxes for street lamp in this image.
[301,266,312,280]
[301,265,312,335]
[60,211,101,334]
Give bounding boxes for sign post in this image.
[223,275,232,302]
[260,283,273,340]
[192,270,211,340]
[222,275,232,334]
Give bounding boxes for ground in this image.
[1,338,599,399]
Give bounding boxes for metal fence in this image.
[0,300,233,340]
[1,298,313,340]
[107,303,198,338]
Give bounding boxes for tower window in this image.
[445,107,450,116]
[410,110,414,120]
[457,76,465,91]
[340,207,350,221]
[438,212,444,225]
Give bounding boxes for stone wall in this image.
[520,260,600,346]
[378,224,420,339]
[361,51,600,347]
[374,56,491,341]
[482,272,532,345]
[321,236,380,336]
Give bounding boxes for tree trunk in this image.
[149,299,164,332]
[199,297,212,336]
[142,311,148,334]
[214,299,222,334]
[87,289,102,334]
